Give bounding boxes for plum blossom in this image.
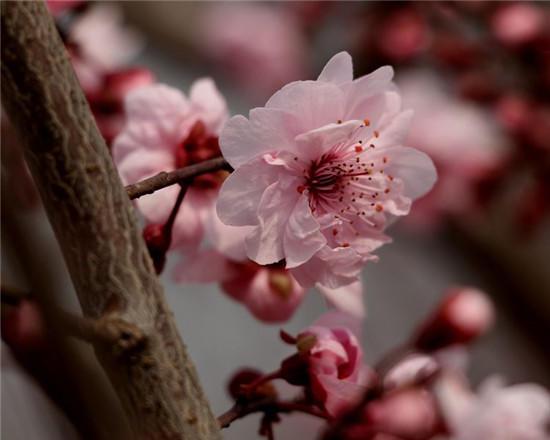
[174,221,365,322]
[217,52,436,289]
[174,248,306,323]
[199,3,306,100]
[285,312,372,416]
[113,80,228,250]
[67,4,143,95]
[435,374,550,440]
[398,71,509,227]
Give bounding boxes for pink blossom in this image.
[68,4,143,94]
[362,388,439,440]
[217,52,436,289]
[435,374,550,440]
[398,71,508,226]
[174,249,306,323]
[88,68,155,145]
[293,312,372,416]
[173,236,365,322]
[199,3,306,99]
[491,3,545,47]
[113,79,228,251]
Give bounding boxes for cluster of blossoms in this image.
[350,1,550,233]
[113,51,436,322]
[47,0,153,144]
[224,288,549,440]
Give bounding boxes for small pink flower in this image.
[435,374,550,440]
[398,71,508,227]
[174,231,365,322]
[291,312,373,416]
[199,3,307,100]
[68,4,143,94]
[113,79,228,251]
[88,68,155,145]
[217,52,436,289]
[174,249,306,323]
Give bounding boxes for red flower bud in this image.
[142,223,168,274]
[414,287,495,352]
[228,368,277,403]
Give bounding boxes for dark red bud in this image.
[280,353,310,386]
[143,224,168,274]
[228,368,277,402]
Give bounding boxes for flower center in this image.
[299,137,397,239]
[176,120,225,189]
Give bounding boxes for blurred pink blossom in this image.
[376,8,430,62]
[199,3,307,99]
[217,52,436,289]
[68,4,143,94]
[414,286,495,352]
[362,388,439,440]
[435,374,550,440]
[88,68,155,145]
[491,3,545,47]
[295,312,372,416]
[399,71,509,227]
[113,80,228,251]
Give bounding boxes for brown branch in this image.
[125,157,232,199]
[1,2,219,439]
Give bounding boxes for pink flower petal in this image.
[245,178,301,265]
[317,51,353,85]
[283,195,326,268]
[317,280,365,319]
[216,156,280,226]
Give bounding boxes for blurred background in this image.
[2,1,549,439]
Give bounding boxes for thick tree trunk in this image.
[1,2,219,439]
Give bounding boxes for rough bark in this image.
[1,2,219,439]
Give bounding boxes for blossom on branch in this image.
[280,312,372,416]
[113,80,228,251]
[217,52,436,289]
[435,374,550,440]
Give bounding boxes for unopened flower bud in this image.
[280,353,310,386]
[142,223,168,274]
[228,368,276,402]
[414,287,495,352]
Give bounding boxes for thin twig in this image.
[125,157,232,199]
[218,399,329,429]
[163,183,188,245]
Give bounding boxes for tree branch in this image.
[1,2,219,438]
[125,157,232,199]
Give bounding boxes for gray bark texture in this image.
[1,1,220,438]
